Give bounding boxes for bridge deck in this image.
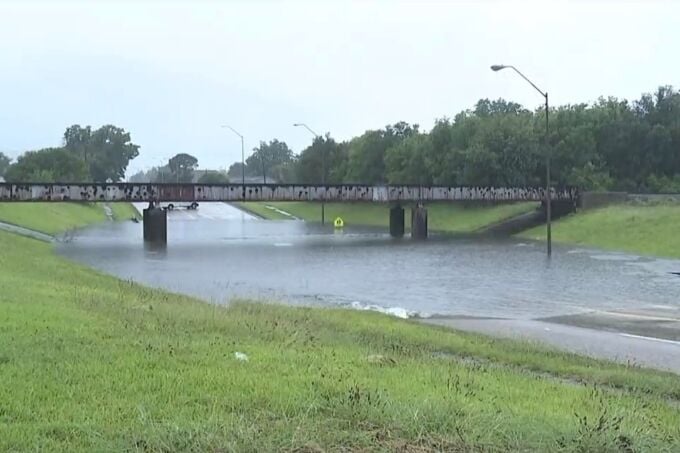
[0,183,578,203]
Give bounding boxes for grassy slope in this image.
[521,203,680,258]
[1,231,680,450]
[233,202,291,220]
[0,202,138,235]
[239,201,537,233]
[109,202,140,221]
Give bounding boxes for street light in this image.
[152,156,171,209]
[221,125,245,188]
[157,157,170,183]
[491,64,552,257]
[293,122,326,224]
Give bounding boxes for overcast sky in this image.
[0,0,678,176]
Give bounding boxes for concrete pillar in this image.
[411,206,428,240]
[143,207,167,243]
[541,200,576,221]
[389,205,405,237]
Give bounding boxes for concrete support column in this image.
[143,207,167,244]
[389,205,405,237]
[541,200,576,220]
[411,205,428,240]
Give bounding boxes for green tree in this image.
[420,107,539,187]
[345,122,419,183]
[547,103,606,188]
[128,170,149,183]
[197,170,229,184]
[152,166,173,183]
[296,135,348,184]
[385,133,431,184]
[63,124,140,182]
[589,97,640,190]
[227,162,245,180]
[63,125,92,162]
[0,152,11,177]
[474,98,527,116]
[4,148,89,182]
[248,139,294,183]
[224,86,680,193]
[423,118,458,185]
[168,153,198,183]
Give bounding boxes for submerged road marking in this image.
[619,333,680,346]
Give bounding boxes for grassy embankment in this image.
[0,202,138,235]
[238,201,537,233]
[2,206,680,450]
[521,202,680,259]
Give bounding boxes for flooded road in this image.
[57,202,680,321]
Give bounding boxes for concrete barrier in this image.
[579,192,628,210]
[628,193,680,204]
[580,191,680,210]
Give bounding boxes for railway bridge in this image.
[0,183,579,243]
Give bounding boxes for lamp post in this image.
[293,122,325,224]
[221,125,245,188]
[491,64,552,257]
[157,157,169,183]
[154,157,170,209]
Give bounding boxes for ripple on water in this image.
[56,204,680,320]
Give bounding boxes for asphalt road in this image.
[422,309,680,373]
[131,201,257,221]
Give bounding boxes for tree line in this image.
[130,140,294,184]
[129,153,229,184]
[1,125,140,183]
[225,85,680,192]
[1,85,678,192]
[0,126,230,185]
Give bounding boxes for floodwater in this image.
[56,202,680,320]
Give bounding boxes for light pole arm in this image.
[506,65,547,99]
[221,124,246,188]
[294,123,319,138]
[223,125,243,139]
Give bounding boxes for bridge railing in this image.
[0,183,579,203]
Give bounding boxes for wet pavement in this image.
[55,202,680,371]
[422,316,680,373]
[0,220,54,242]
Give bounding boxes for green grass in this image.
[521,203,680,258]
[233,202,292,220]
[426,202,537,233]
[0,203,108,234]
[238,201,537,233]
[0,202,137,235]
[2,229,680,450]
[109,202,140,221]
